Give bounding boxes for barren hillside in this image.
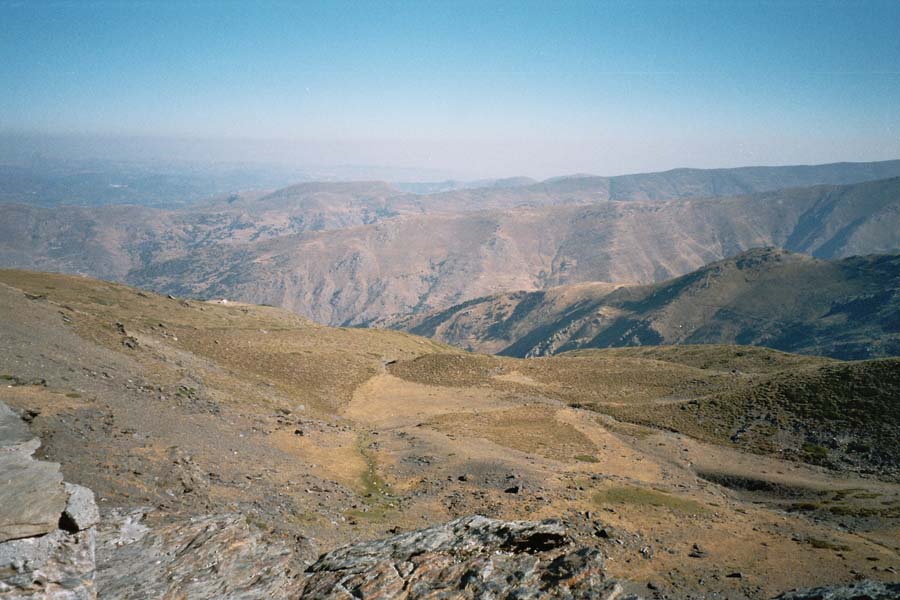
[0,270,898,597]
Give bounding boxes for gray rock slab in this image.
[0,447,66,542]
[776,581,900,600]
[303,515,636,599]
[95,511,306,599]
[62,484,100,532]
[0,402,34,453]
[0,528,95,599]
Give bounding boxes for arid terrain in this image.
[3,164,900,326]
[1,270,898,598]
[5,2,900,596]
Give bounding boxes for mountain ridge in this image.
[392,248,900,360]
[122,178,900,325]
[1,167,899,326]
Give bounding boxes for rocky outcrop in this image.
[775,581,900,599]
[0,401,98,599]
[0,403,66,542]
[94,509,307,598]
[302,515,638,599]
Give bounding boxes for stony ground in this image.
[1,269,898,599]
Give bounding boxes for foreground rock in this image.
[94,509,307,598]
[775,581,900,599]
[0,401,97,599]
[0,402,66,542]
[302,515,636,599]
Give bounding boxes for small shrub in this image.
[807,537,850,551]
[801,442,829,461]
[574,454,599,463]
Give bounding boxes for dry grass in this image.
[429,406,598,462]
[564,345,836,374]
[593,485,708,515]
[3,268,900,594]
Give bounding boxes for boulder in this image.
[62,484,100,532]
[0,402,35,450]
[0,403,66,542]
[94,510,307,599]
[302,515,638,599]
[0,529,95,599]
[0,400,97,599]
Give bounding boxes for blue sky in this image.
[2,0,899,177]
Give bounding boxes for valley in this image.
[2,165,900,327]
[5,3,900,597]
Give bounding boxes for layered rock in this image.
[0,401,98,599]
[302,515,636,599]
[775,581,900,600]
[94,509,307,598]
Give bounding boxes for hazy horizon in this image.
[3,0,900,179]
[5,131,900,184]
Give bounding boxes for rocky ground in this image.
[1,270,898,598]
[1,399,99,598]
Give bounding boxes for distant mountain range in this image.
[0,159,320,207]
[3,157,900,207]
[399,158,900,200]
[394,248,900,360]
[130,176,900,326]
[1,160,899,327]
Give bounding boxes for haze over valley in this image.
[2,1,899,598]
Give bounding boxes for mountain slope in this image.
[1,269,899,596]
[125,178,900,326]
[598,354,900,476]
[1,170,899,326]
[395,249,900,360]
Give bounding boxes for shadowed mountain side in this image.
[395,249,900,360]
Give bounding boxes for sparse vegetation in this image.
[802,442,829,462]
[593,486,708,515]
[2,268,899,597]
[806,537,851,551]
